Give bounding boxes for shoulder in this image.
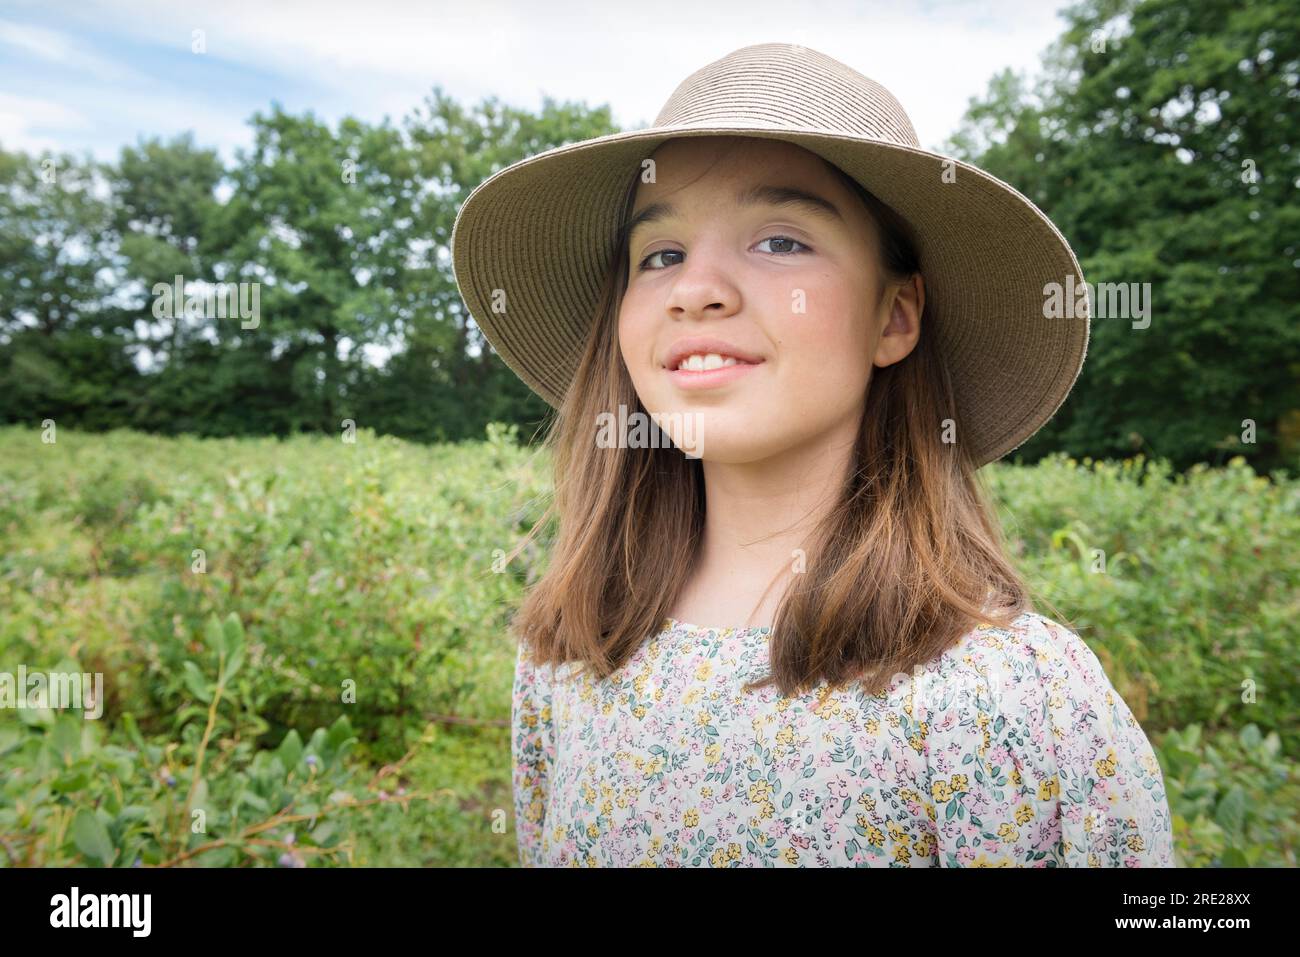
[921,611,1113,712]
[918,610,1144,757]
[916,611,1175,866]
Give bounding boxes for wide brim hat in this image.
[451,42,1089,466]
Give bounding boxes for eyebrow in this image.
[623,184,845,247]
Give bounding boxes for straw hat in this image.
[451,42,1089,466]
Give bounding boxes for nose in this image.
[664,240,741,322]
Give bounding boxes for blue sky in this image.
[1,0,1076,164]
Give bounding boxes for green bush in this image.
[0,426,1295,866]
[0,612,418,866]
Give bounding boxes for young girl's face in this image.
[618,135,915,463]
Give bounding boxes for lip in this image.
[662,336,764,372]
[666,359,763,390]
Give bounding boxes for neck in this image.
[693,415,858,619]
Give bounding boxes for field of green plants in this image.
[0,424,1295,867]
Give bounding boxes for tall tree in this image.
[945,0,1300,470]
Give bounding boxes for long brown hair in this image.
[503,140,1040,699]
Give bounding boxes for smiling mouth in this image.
[665,356,764,389]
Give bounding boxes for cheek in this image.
[774,281,874,387]
[616,298,648,367]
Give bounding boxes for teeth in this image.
[677,353,740,372]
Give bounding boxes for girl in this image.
[452,43,1176,867]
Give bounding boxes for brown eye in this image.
[638,249,685,271]
[755,236,811,255]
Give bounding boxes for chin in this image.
[666,418,787,464]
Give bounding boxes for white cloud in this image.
[0,17,149,84]
[0,92,93,154]
[4,0,1075,159]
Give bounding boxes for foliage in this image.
[945,0,1300,470]
[1,426,1295,866]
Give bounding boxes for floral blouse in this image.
[510,611,1176,867]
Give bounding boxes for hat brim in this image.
[451,125,1089,467]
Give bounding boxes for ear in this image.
[872,273,924,369]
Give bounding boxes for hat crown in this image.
[652,43,921,148]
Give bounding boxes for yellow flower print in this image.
[748,780,774,804]
[601,799,613,816]
[1096,749,1118,777]
[783,847,800,865]
[857,793,876,812]
[1010,767,1022,786]
[1014,803,1035,825]
[704,743,722,764]
[813,697,841,719]
[728,843,743,861]
[886,712,900,728]
[893,843,912,863]
[581,783,597,803]
[695,710,712,727]
[996,821,1019,841]
[632,705,647,719]
[931,779,953,803]
[683,687,702,706]
[586,823,599,838]
[856,813,870,829]
[867,825,885,847]
[684,808,700,827]
[864,717,879,734]
[950,774,969,793]
[899,787,918,803]
[775,725,797,748]
[1038,777,1061,801]
[971,854,1013,867]
[908,734,924,754]
[1126,834,1146,853]
[701,785,714,798]
[695,661,712,681]
[521,712,538,729]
